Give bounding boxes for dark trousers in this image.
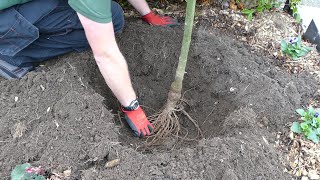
[0,0,124,68]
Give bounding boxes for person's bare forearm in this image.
[94,50,136,107]
[127,0,151,16]
[78,13,136,107]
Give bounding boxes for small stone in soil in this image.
[105,159,120,168]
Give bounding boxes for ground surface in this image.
[0,19,318,179]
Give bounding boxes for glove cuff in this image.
[141,12,154,21]
[121,99,140,111]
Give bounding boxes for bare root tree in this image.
[148,0,202,145]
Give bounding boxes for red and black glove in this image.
[121,100,154,137]
[141,12,179,27]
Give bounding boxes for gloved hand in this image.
[141,12,179,27]
[122,104,154,137]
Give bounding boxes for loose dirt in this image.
[0,19,318,179]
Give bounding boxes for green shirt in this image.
[0,0,32,10]
[0,0,112,23]
[68,0,112,23]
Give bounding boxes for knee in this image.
[111,1,124,33]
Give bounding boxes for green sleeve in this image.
[68,0,112,23]
[0,0,32,10]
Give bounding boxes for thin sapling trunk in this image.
[149,0,202,145]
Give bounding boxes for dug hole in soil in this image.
[0,19,318,179]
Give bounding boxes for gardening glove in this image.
[121,100,154,137]
[141,12,179,27]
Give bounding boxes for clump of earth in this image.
[0,19,318,179]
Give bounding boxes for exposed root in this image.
[147,90,203,146]
[148,103,181,145]
[181,110,203,139]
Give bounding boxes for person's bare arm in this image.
[77,13,136,107]
[127,0,151,16]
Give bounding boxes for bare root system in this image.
[147,90,203,146]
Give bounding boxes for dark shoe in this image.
[0,59,33,80]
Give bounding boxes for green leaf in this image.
[296,51,307,57]
[23,174,33,179]
[248,14,253,21]
[295,14,302,23]
[292,7,298,14]
[304,128,312,137]
[258,0,264,6]
[31,174,46,180]
[273,2,281,8]
[283,48,289,53]
[242,9,255,15]
[296,109,305,116]
[241,9,255,21]
[11,163,31,180]
[281,40,288,51]
[304,46,312,51]
[301,122,309,131]
[23,173,45,180]
[291,122,302,133]
[307,130,319,143]
[292,57,297,60]
[302,48,310,53]
[312,118,317,127]
[288,47,295,52]
[297,35,302,43]
[308,106,315,115]
[256,6,264,12]
[265,4,272,10]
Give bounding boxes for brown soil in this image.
[0,19,318,179]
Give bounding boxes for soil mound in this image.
[0,19,317,179]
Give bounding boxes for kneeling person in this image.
[0,0,178,137]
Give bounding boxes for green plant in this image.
[11,163,45,180]
[281,36,311,60]
[242,9,255,21]
[290,0,301,22]
[242,0,279,21]
[291,107,320,143]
